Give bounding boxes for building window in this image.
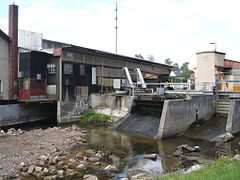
[64,63,73,75]
[47,64,56,74]
[0,80,2,93]
[80,64,85,75]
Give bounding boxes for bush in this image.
[80,111,111,124]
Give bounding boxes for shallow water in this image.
[4,116,240,179]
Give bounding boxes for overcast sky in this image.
[1,0,240,68]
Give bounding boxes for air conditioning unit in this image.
[36,74,41,80]
[18,71,24,78]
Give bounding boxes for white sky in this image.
[1,0,240,68]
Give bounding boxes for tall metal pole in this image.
[115,1,118,54]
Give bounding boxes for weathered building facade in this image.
[0,30,10,100]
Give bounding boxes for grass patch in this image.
[161,157,240,180]
[84,149,95,154]
[80,111,111,125]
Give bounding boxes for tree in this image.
[134,54,144,59]
[146,54,155,61]
[179,62,194,79]
[164,58,173,65]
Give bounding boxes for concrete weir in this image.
[114,95,216,139]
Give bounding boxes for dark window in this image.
[80,64,85,75]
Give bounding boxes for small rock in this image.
[49,166,58,175]
[58,170,64,176]
[21,172,30,177]
[173,149,183,157]
[66,169,75,176]
[120,178,129,180]
[76,152,83,158]
[83,174,98,180]
[181,144,198,152]
[16,162,26,171]
[131,173,147,180]
[72,124,79,130]
[93,162,101,166]
[43,175,57,180]
[103,165,119,173]
[35,166,43,173]
[76,164,86,170]
[95,153,103,159]
[88,157,100,163]
[27,165,35,174]
[139,154,157,160]
[233,154,240,161]
[43,168,49,174]
[185,164,202,174]
[39,155,48,161]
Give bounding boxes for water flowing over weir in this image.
[114,98,164,137]
[113,95,216,139]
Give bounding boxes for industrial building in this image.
[195,51,240,91]
[18,33,172,122]
[0,4,172,125]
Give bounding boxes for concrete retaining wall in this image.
[226,99,240,135]
[156,95,216,139]
[57,94,134,124]
[0,102,56,127]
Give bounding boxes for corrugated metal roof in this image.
[62,45,172,68]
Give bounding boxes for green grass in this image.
[161,157,240,180]
[84,149,95,154]
[80,111,111,123]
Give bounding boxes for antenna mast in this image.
[115,1,118,54]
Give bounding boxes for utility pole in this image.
[115,1,118,54]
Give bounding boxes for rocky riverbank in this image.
[0,125,88,179]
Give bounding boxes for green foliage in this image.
[161,157,240,180]
[146,54,155,61]
[80,111,111,123]
[84,149,95,154]
[135,54,145,59]
[164,58,173,65]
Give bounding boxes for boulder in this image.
[210,132,234,142]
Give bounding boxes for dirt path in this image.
[0,125,87,177]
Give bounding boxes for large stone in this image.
[185,164,202,174]
[83,174,98,180]
[27,165,35,174]
[35,166,43,173]
[76,164,86,170]
[210,132,234,142]
[233,154,240,161]
[103,165,119,173]
[43,175,57,180]
[88,157,100,163]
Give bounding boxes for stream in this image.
[3,116,240,179]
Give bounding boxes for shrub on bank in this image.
[80,111,111,125]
